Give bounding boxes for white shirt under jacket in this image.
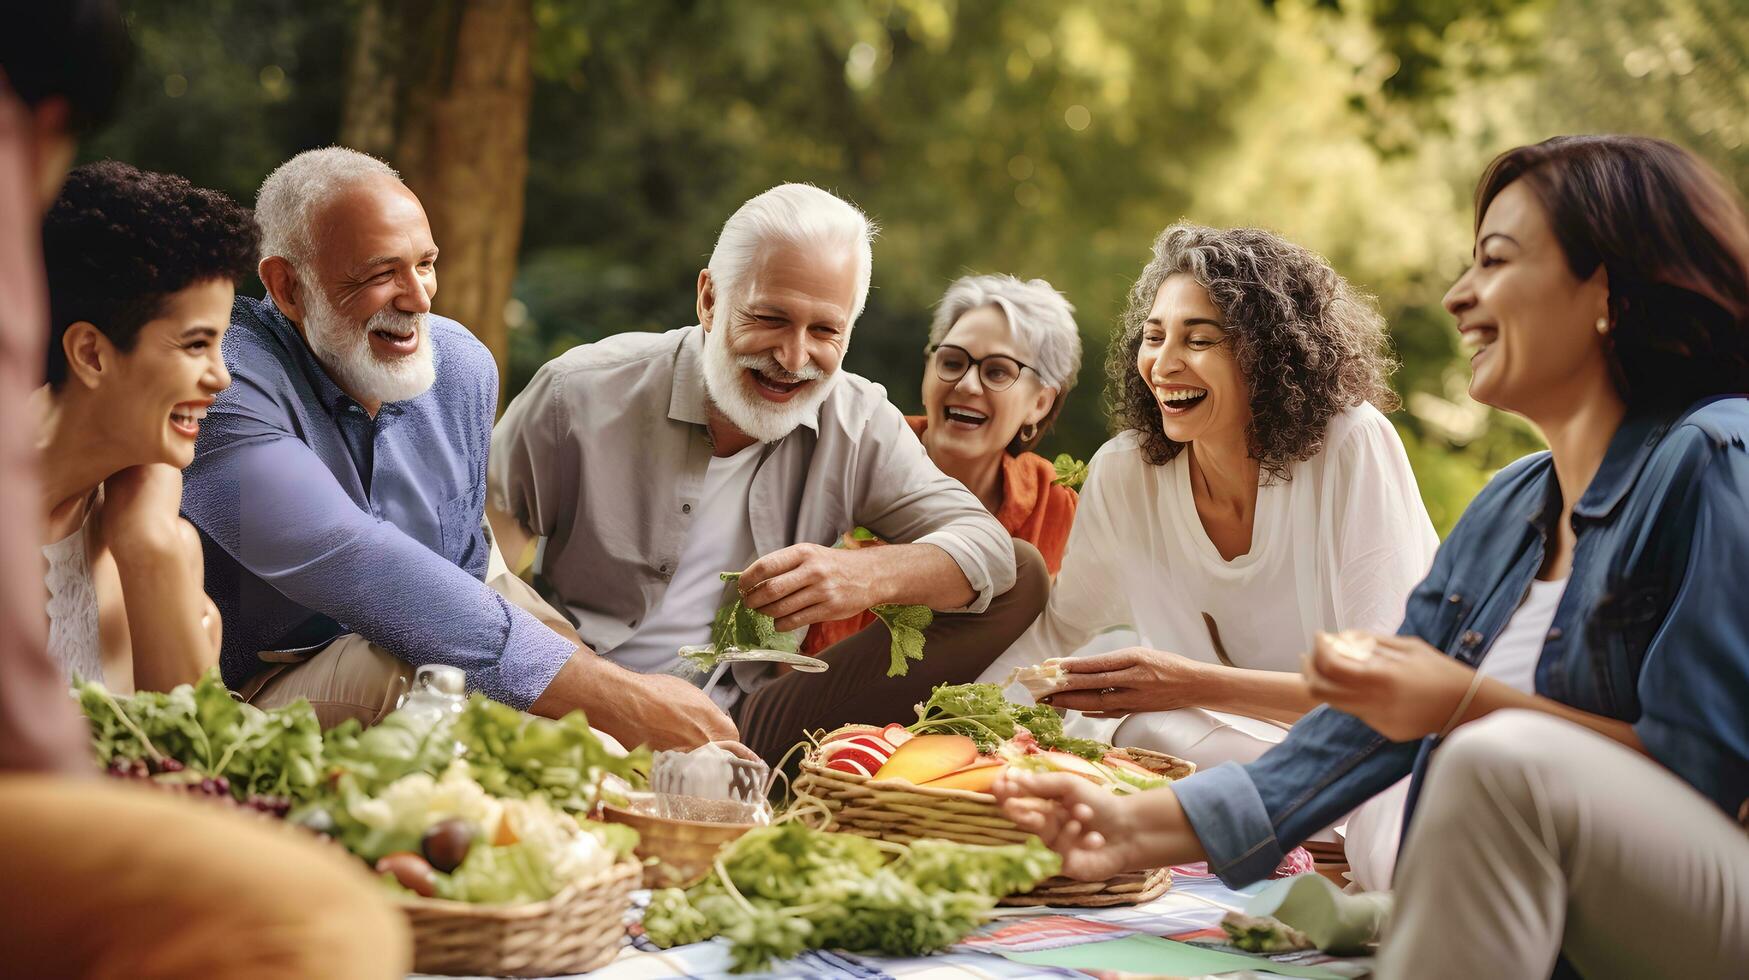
[977,403,1440,767]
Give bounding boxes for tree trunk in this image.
[340,0,533,402]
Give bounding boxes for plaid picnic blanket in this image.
[421,863,1370,979]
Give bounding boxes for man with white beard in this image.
[182,147,737,752]
[490,183,1050,763]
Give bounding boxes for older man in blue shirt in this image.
[182,147,736,750]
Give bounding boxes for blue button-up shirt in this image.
[182,296,575,709]
[1175,396,1749,887]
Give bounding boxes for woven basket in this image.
[793,746,1193,908]
[599,800,757,889]
[398,857,640,977]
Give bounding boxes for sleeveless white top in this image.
[43,511,104,684]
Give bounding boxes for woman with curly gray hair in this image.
[980,224,1437,790]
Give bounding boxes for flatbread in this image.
[1004,658,1071,699]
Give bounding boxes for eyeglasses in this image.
[929,343,1035,392]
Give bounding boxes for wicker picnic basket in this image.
[396,856,641,977]
[793,746,1195,908]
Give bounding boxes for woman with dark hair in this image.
[996,135,1749,978]
[978,225,1437,784]
[34,160,256,691]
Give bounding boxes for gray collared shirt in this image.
[489,325,1016,661]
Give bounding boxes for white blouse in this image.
[980,403,1439,703]
[43,515,103,685]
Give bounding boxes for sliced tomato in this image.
[825,756,873,777]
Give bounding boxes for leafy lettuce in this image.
[642,822,1059,972]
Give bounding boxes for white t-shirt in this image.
[604,443,762,705]
[979,404,1440,740]
[1344,576,1569,891]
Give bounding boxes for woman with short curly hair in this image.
[980,223,1437,787]
[34,161,257,691]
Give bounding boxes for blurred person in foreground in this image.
[0,4,409,977]
[179,146,737,753]
[34,161,251,692]
[977,225,1437,783]
[996,135,1749,980]
[801,273,1082,657]
[490,184,1048,765]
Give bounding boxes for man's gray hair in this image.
[255,146,399,267]
[707,183,877,327]
[928,274,1082,392]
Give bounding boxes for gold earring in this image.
[1020,423,1038,442]
[1595,316,1610,335]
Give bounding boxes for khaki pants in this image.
[236,529,570,730]
[734,539,1052,764]
[0,774,409,978]
[238,633,413,729]
[1378,710,1749,980]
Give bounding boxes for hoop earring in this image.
[1595,316,1610,336]
[1019,423,1038,443]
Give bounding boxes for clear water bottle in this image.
[394,664,467,741]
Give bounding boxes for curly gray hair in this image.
[1107,223,1399,481]
[928,273,1082,452]
[255,146,400,268]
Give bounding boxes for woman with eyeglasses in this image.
[977,225,1436,804]
[801,274,1083,657]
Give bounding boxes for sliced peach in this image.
[873,733,978,785]
[921,762,1006,793]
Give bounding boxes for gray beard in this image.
[302,289,436,406]
[699,321,834,443]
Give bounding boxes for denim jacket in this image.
[1174,396,1749,887]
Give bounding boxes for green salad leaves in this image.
[642,822,1060,972]
[77,669,324,801]
[454,695,650,815]
[871,603,932,677]
[1051,453,1089,489]
[912,682,1109,761]
[709,572,800,657]
[702,571,933,678]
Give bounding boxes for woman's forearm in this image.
[1120,787,1210,869]
[113,530,216,690]
[1460,678,1647,755]
[1192,663,1320,726]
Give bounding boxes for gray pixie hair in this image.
[255,146,400,266]
[707,183,877,327]
[928,274,1082,392]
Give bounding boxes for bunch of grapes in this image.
[103,756,289,816]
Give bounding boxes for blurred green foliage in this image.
[91,0,1746,534]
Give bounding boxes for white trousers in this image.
[1378,710,1749,980]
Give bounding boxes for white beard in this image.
[700,320,835,443]
[302,287,436,406]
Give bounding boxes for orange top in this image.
[800,416,1078,656]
